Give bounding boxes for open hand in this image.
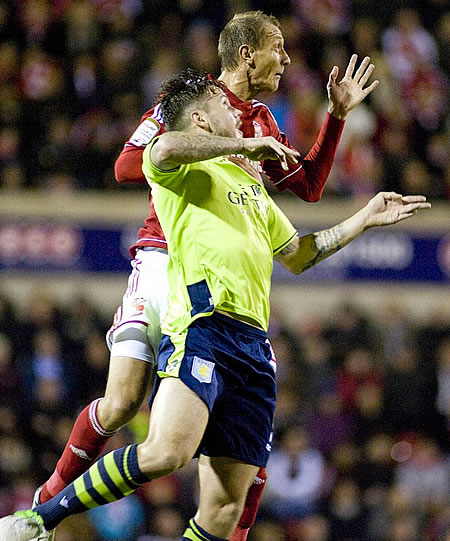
[242,137,300,171]
[364,192,431,228]
[327,54,379,120]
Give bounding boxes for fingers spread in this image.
[354,56,370,82]
[344,54,357,78]
[363,80,380,95]
[359,64,375,87]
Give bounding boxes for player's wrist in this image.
[356,206,372,231]
[327,102,348,121]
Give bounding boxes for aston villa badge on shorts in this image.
[192,356,215,384]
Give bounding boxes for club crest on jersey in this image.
[192,356,215,383]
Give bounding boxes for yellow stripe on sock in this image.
[189,520,210,541]
[88,462,117,503]
[122,446,133,485]
[103,452,135,496]
[73,476,99,509]
[182,528,201,541]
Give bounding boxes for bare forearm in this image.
[155,132,245,168]
[278,209,368,274]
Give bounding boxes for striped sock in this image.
[182,518,228,541]
[35,444,148,530]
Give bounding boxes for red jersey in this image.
[115,86,345,257]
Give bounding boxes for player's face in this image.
[249,25,290,93]
[206,91,242,138]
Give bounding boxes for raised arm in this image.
[151,132,300,171]
[265,55,379,202]
[275,193,430,274]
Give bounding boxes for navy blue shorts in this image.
[150,312,277,467]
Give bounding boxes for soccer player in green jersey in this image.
[0,71,430,541]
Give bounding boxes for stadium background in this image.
[0,0,449,539]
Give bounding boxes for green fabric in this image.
[143,138,296,333]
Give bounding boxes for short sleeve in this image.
[266,196,297,255]
[142,137,185,189]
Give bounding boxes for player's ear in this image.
[191,110,210,131]
[238,44,255,67]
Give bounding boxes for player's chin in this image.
[267,77,281,92]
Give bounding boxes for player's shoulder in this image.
[250,99,279,126]
[141,103,164,124]
[126,104,165,148]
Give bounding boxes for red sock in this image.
[230,467,267,541]
[40,398,115,503]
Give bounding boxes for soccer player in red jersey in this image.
[35,11,378,540]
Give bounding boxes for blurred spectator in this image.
[324,304,374,366]
[383,345,437,435]
[137,507,185,540]
[264,425,325,521]
[436,338,450,429]
[395,437,449,510]
[0,334,24,409]
[377,303,415,364]
[381,8,439,84]
[306,393,355,455]
[327,478,367,541]
[336,347,383,412]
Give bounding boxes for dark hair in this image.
[218,11,280,71]
[154,69,222,131]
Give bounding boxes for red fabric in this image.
[281,112,344,201]
[40,401,112,503]
[232,466,267,536]
[114,146,146,183]
[114,86,345,257]
[230,526,250,541]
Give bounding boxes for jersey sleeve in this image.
[262,109,344,202]
[114,108,166,184]
[142,137,185,189]
[266,195,298,256]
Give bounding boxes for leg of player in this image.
[37,248,168,505]
[0,378,209,541]
[38,355,153,504]
[230,466,267,541]
[184,454,259,540]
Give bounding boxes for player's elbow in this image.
[288,262,304,275]
[152,134,177,168]
[305,193,322,203]
[276,256,304,275]
[114,158,130,183]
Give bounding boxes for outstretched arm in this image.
[275,193,431,274]
[151,132,299,171]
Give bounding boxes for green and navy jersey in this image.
[142,137,297,333]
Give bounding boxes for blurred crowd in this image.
[0,288,448,540]
[0,0,449,540]
[0,0,448,198]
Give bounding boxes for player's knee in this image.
[100,394,141,429]
[138,443,192,476]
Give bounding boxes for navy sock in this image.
[35,444,148,530]
[182,518,228,540]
